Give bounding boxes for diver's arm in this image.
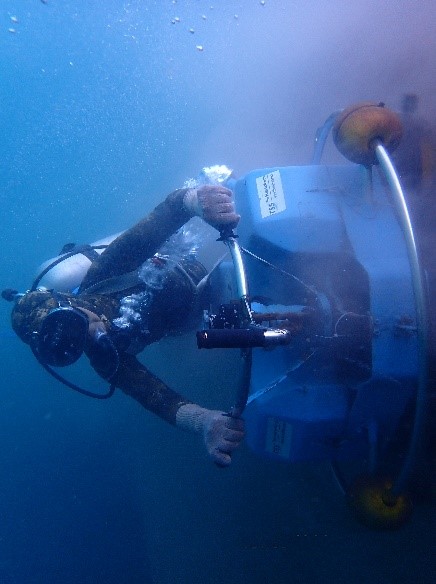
[80,188,191,291]
[113,352,192,424]
[80,185,239,292]
[112,353,245,466]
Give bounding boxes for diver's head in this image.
[11,289,89,367]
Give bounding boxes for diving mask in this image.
[31,303,89,367]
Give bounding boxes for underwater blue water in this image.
[1,1,435,583]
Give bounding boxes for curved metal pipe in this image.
[374,141,428,495]
[311,110,341,164]
[224,236,254,324]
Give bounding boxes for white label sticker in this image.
[265,417,292,458]
[256,170,286,218]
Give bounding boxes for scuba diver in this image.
[3,183,245,467]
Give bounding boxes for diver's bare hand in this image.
[176,403,245,467]
[201,410,245,467]
[184,185,240,230]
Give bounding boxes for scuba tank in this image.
[35,233,122,293]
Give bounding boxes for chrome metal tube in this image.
[374,141,428,495]
[225,236,254,323]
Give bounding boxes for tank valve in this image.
[333,102,403,165]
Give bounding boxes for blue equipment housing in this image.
[209,163,418,464]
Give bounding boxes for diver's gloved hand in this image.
[176,403,245,467]
[183,185,240,230]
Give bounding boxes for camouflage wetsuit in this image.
[12,188,207,425]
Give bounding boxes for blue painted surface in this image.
[231,165,417,462]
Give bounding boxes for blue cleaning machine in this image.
[199,104,427,522]
[233,163,416,462]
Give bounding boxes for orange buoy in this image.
[347,474,413,529]
[333,102,403,165]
